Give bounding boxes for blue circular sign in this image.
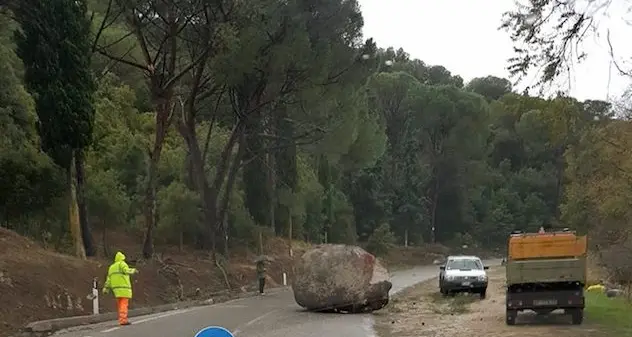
[194,326,234,337]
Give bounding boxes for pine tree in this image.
[14,0,97,257]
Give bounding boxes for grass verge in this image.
[585,291,632,336]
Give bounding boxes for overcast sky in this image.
[358,0,632,102]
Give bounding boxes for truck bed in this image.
[506,257,586,285]
[508,233,587,259]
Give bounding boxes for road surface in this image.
[52,260,500,337]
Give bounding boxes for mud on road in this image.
[373,267,606,337]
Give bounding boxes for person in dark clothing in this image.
[256,256,266,295]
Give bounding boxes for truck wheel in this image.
[570,308,583,325]
[506,309,517,325]
[479,288,487,299]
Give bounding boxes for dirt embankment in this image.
[374,267,607,337]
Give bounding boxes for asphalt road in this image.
[52,260,500,337]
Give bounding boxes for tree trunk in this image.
[142,106,169,259]
[267,152,276,231]
[553,147,565,220]
[178,118,243,254]
[430,176,439,244]
[243,120,269,227]
[75,149,95,256]
[68,150,86,259]
[102,228,109,258]
[178,125,214,250]
[179,229,183,252]
[288,215,293,257]
[404,229,408,247]
[217,132,245,256]
[142,150,159,259]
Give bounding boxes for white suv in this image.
[439,255,489,298]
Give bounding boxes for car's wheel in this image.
[506,309,517,325]
[569,308,583,325]
[479,288,487,299]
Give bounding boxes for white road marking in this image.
[218,304,248,308]
[100,327,119,333]
[233,329,241,336]
[95,290,285,334]
[98,309,191,333]
[245,309,280,326]
[133,309,191,324]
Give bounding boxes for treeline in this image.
[0,0,625,259]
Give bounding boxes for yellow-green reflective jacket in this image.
[104,251,137,298]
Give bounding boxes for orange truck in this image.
[505,229,587,325]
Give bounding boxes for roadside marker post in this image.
[92,278,99,315]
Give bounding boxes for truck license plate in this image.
[461,281,471,286]
[533,299,557,306]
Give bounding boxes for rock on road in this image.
[52,260,501,337]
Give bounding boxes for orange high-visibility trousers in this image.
[116,298,129,325]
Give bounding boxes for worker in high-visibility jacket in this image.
[102,251,138,325]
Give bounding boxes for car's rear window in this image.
[446,259,482,270]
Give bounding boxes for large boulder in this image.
[291,244,392,313]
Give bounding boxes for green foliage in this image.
[85,168,130,230]
[156,182,201,246]
[1,0,625,260]
[0,14,66,236]
[0,146,65,223]
[465,76,512,101]
[366,223,396,257]
[14,0,96,167]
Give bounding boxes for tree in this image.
[501,0,629,86]
[14,0,97,257]
[92,0,215,258]
[466,76,512,101]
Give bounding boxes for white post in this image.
[92,278,99,315]
[282,272,287,286]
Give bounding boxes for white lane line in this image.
[100,327,120,333]
[98,309,192,333]
[218,305,248,308]
[97,294,280,334]
[245,309,280,326]
[133,309,191,324]
[232,329,241,336]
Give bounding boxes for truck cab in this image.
[505,229,587,325]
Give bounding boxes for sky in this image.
[358,0,632,102]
